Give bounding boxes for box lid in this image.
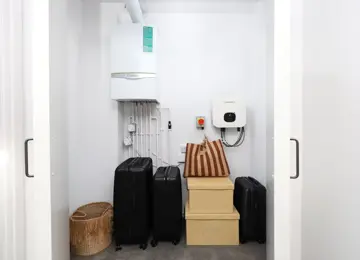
[185,202,240,220]
[187,177,234,190]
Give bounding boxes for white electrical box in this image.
[110,24,159,102]
[212,99,246,128]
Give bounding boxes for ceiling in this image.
[98,0,260,13]
[101,0,261,13]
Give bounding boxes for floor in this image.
[71,241,266,260]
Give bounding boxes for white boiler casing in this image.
[110,23,158,102]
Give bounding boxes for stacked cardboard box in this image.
[185,177,240,245]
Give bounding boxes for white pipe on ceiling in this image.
[125,0,144,23]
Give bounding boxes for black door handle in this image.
[290,138,300,179]
[25,138,34,178]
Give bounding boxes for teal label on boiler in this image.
[143,26,153,53]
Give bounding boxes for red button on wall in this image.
[198,118,205,125]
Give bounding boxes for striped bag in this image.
[183,138,230,177]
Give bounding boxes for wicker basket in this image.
[70,202,113,256]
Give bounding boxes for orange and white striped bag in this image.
[183,137,230,177]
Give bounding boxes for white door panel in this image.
[290,0,303,259]
[302,0,360,259]
[32,0,52,257]
[290,138,301,260]
[0,0,26,259]
[23,0,36,258]
[267,1,292,260]
[31,0,70,259]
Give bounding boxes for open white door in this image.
[0,0,26,259]
[31,1,70,260]
[22,0,38,259]
[301,0,360,259]
[266,0,291,260]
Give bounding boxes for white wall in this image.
[68,0,268,211]
[146,6,267,185]
[67,0,123,212]
[302,0,360,259]
[50,0,71,259]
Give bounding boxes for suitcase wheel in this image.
[139,243,148,250]
[115,245,122,251]
[172,240,179,246]
[258,239,266,244]
[151,239,158,247]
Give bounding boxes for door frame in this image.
[0,1,293,260]
[0,0,26,259]
[272,0,292,259]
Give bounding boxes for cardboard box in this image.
[185,202,240,246]
[187,177,234,213]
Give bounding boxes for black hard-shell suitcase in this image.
[151,166,182,247]
[234,176,266,244]
[113,157,153,250]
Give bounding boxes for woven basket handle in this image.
[101,205,112,216]
[70,210,87,220]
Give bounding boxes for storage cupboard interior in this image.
[66,0,269,213]
[23,0,285,260]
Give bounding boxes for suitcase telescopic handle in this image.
[290,138,300,179]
